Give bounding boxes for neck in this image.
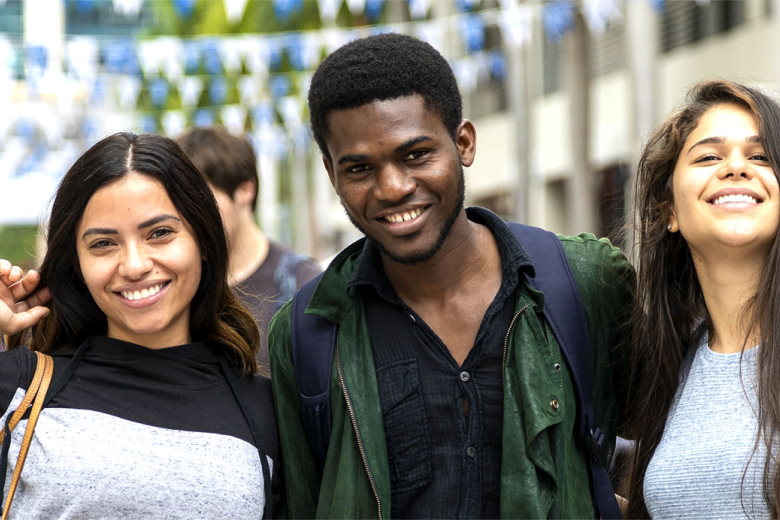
[229,218,269,286]
[383,217,499,304]
[690,245,765,353]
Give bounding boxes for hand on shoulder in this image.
[0,259,51,336]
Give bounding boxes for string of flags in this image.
[0,0,664,225]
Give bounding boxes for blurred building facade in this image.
[1,0,779,264]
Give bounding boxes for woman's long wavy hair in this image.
[9,133,260,375]
[624,80,780,517]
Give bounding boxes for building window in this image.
[598,163,628,245]
[661,0,745,53]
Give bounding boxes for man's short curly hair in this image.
[308,33,463,159]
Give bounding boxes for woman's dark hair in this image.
[624,80,780,517]
[10,132,259,375]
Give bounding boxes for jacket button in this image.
[459,371,470,382]
[553,363,561,370]
[550,399,560,410]
[466,446,477,458]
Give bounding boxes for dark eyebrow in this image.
[394,136,432,154]
[687,136,724,154]
[335,136,433,166]
[138,214,181,229]
[81,228,117,239]
[337,153,369,166]
[80,215,181,240]
[688,135,762,154]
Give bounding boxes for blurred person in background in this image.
[624,80,780,518]
[177,126,321,370]
[0,132,279,518]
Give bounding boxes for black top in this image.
[0,336,280,519]
[349,207,532,518]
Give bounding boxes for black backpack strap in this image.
[290,272,336,472]
[508,223,621,520]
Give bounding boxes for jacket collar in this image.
[307,207,537,323]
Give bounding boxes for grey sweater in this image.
[644,336,771,519]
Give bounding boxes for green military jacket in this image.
[269,224,634,519]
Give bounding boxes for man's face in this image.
[323,95,475,265]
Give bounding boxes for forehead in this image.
[79,173,178,225]
[324,95,447,155]
[686,103,758,143]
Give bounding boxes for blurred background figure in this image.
[177,126,320,369]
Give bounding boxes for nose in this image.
[373,164,416,202]
[118,242,153,280]
[721,149,753,180]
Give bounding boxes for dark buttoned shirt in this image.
[348,207,533,519]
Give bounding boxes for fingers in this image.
[26,287,52,308]
[13,287,52,313]
[0,259,23,285]
[11,268,44,302]
[0,259,47,303]
[2,306,50,336]
[0,260,52,336]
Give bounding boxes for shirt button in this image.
[466,446,477,458]
[550,399,560,410]
[459,371,470,382]
[553,363,561,370]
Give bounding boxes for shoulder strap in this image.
[290,272,335,472]
[289,227,621,518]
[508,223,621,519]
[1,352,54,520]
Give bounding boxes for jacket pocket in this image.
[376,359,431,493]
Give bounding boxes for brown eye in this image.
[346,164,371,174]
[150,228,173,239]
[89,239,114,249]
[694,154,720,164]
[405,150,428,160]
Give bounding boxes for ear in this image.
[323,155,336,189]
[668,210,679,233]
[233,180,256,209]
[456,120,476,168]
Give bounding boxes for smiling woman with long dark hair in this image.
[624,81,780,518]
[0,132,279,519]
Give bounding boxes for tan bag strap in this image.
[0,352,48,445]
[1,352,54,520]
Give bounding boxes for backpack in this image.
[290,223,622,519]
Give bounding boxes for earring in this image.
[667,223,672,232]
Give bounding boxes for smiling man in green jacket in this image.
[269,33,634,518]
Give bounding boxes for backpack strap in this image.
[289,226,622,518]
[289,272,335,472]
[508,223,621,520]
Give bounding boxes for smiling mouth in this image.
[709,194,762,205]
[383,207,424,223]
[119,282,168,301]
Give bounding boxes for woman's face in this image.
[669,103,780,258]
[75,172,202,349]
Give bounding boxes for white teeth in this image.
[121,284,163,301]
[712,194,758,205]
[385,207,423,223]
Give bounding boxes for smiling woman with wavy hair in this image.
[0,133,279,519]
[624,80,780,518]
